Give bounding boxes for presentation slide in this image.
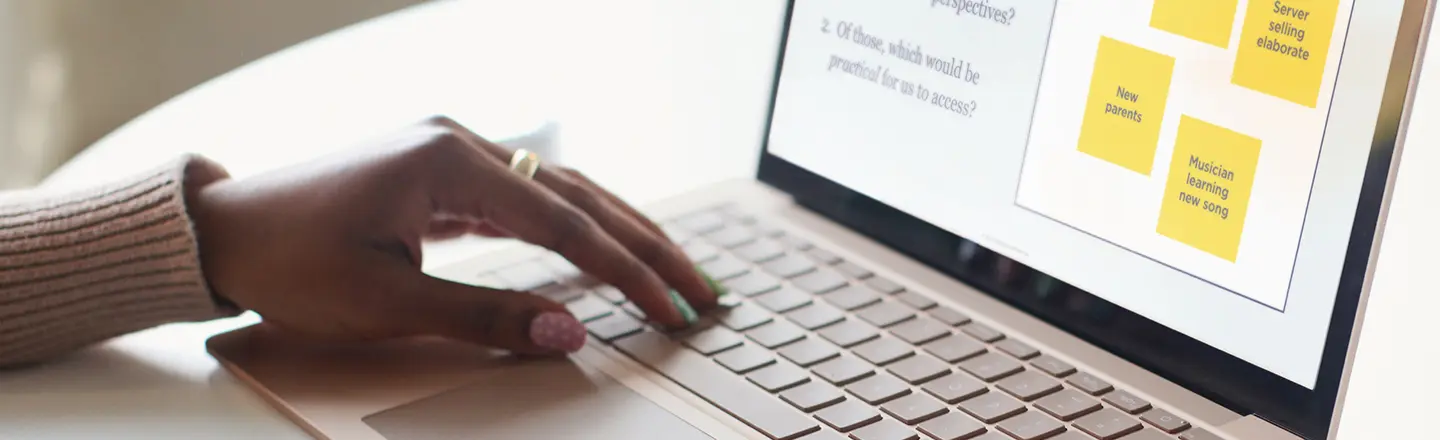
[767,0,1059,237]
[766,0,1379,387]
[1015,0,1353,310]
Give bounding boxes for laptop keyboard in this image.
[480,205,1222,440]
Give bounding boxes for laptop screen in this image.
[765,0,1394,394]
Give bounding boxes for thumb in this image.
[405,275,588,355]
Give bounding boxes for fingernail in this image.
[668,289,699,325]
[697,267,728,296]
[529,312,587,353]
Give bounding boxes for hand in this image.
[190,117,720,355]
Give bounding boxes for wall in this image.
[0,0,426,189]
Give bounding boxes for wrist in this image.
[182,156,239,311]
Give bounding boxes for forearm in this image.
[0,156,237,367]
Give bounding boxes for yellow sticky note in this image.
[1156,116,1262,262]
[1077,37,1175,176]
[1150,0,1240,48]
[1232,0,1340,107]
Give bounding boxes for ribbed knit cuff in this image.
[0,156,235,367]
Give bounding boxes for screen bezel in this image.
[754,1,1431,438]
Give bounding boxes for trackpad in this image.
[363,356,714,440]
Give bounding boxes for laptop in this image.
[206,0,1433,439]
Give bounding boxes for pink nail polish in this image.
[529,312,587,352]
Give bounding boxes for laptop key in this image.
[622,302,647,320]
[994,339,1040,360]
[715,344,777,373]
[611,331,820,440]
[923,334,987,363]
[800,430,848,440]
[996,371,1062,401]
[857,302,917,328]
[676,211,727,234]
[1035,389,1102,421]
[707,225,759,248]
[1102,389,1152,414]
[835,261,874,279]
[928,307,972,326]
[757,287,816,313]
[727,272,783,297]
[764,254,819,278]
[593,285,627,304]
[540,254,584,281]
[565,295,614,322]
[701,255,751,281]
[787,303,847,330]
[1140,408,1191,433]
[917,412,986,440]
[819,321,881,348]
[1179,428,1225,440]
[681,326,745,355]
[1065,372,1113,395]
[846,374,912,405]
[1118,429,1171,440]
[959,322,1004,343]
[957,392,1026,423]
[813,356,876,385]
[794,268,849,294]
[683,241,723,263]
[890,317,951,345]
[806,247,843,265]
[866,277,906,294]
[749,321,808,349]
[996,412,1065,440]
[880,392,948,425]
[585,313,645,342]
[815,400,883,432]
[894,291,937,310]
[1031,355,1077,377]
[826,285,884,311]
[886,354,951,385]
[849,418,919,440]
[533,283,585,303]
[749,362,812,392]
[780,381,846,412]
[495,261,558,291]
[920,373,987,404]
[719,304,774,331]
[779,339,842,367]
[746,220,785,237]
[735,239,787,262]
[1073,408,1142,439]
[778,234,814,250]
[958,352,1023,382]
[854,337,915,365]
[663,223,696,243]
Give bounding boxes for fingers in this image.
[401,272,588,354]
[464,156,691,328]
[536,168,719,311]
[421,117,716,321]
[414,121,692,329]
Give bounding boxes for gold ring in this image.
[509,149,541,180]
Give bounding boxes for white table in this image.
[3,0,1434,438]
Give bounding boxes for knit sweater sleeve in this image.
[0,156,238,367]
